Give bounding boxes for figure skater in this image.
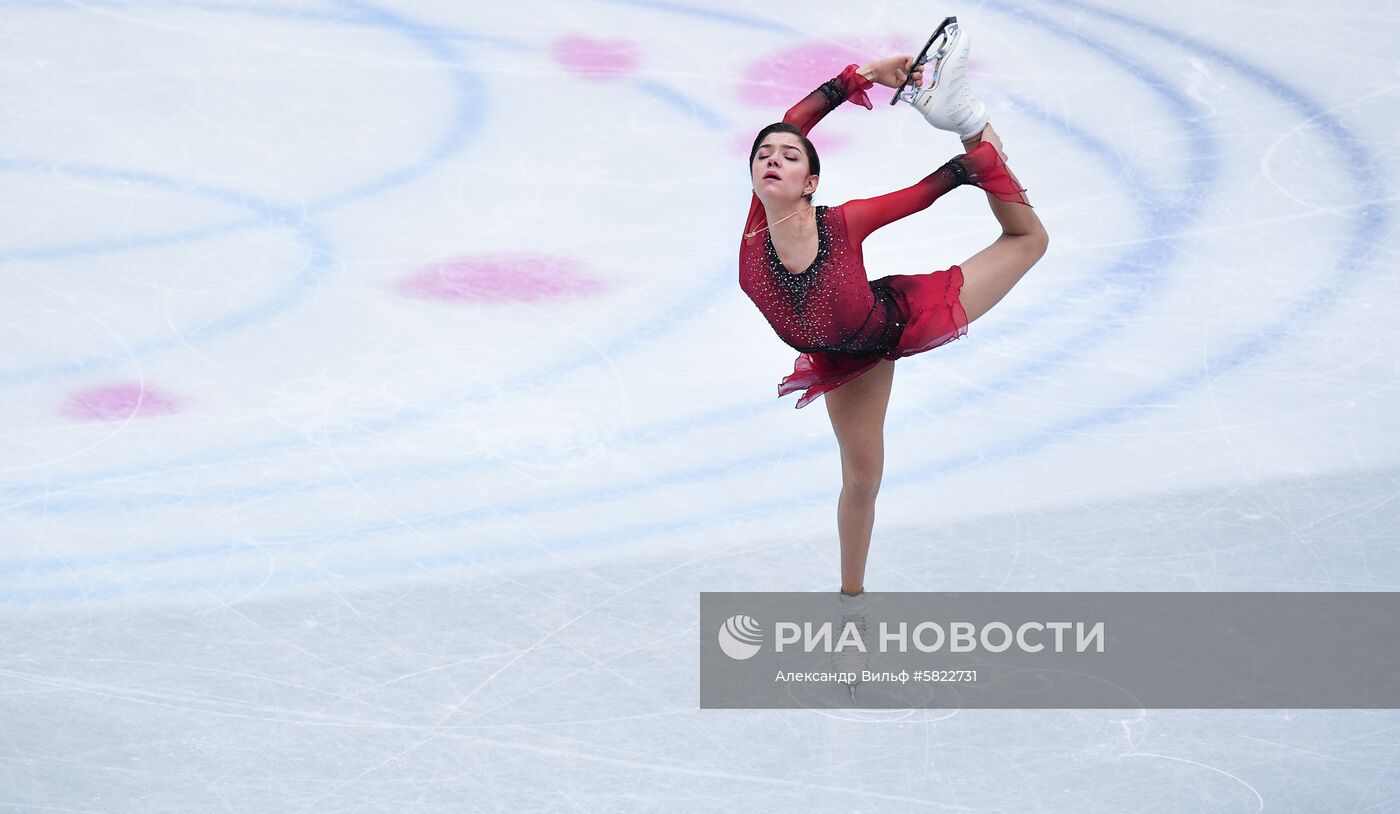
[738,20,1047,695]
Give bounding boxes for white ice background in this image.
[2,0,1399,811]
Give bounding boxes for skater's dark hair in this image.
[749,122,820,202]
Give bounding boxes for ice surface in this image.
[3,0,1399,810]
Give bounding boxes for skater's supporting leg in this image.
[956,124,1048,324]
[824,358,895,596]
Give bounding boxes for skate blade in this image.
[892,16,960,107]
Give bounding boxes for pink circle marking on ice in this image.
[737,37,906,108]
[551,36,640,80]
[60,383,181,421]
[395,255,608,304]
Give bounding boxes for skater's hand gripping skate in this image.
[861,55,924,90]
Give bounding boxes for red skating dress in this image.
[739,65,1031,409]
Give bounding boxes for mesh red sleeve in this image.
[780,64,874,135]
[843,141,1031,244]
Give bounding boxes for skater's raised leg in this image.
[955,123,1048,324]
[896,19,1048,320]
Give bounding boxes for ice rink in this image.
[3,0,1399,810]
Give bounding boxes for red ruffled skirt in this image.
[777,265,969,409]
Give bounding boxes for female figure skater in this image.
[738,22,1047,691]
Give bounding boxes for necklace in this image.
[744,205,812,240]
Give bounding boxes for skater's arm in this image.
[781,64,874,134]
[844,143,1030,243]
[780,56,921,134]
[843,165,964,244]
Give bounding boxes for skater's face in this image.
[751,132,817,203]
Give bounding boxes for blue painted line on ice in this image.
[0,0,490,387]
[0,0,1160,513]
[8,1,1385,603]
[0,0,734,509]
[0,1,1181,586]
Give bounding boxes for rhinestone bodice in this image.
[739,204,904,356]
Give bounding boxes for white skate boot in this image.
[893,16,989,142]
[829,590,870,700]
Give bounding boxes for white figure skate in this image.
[892,16,989,142]
[830,591,870,701]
